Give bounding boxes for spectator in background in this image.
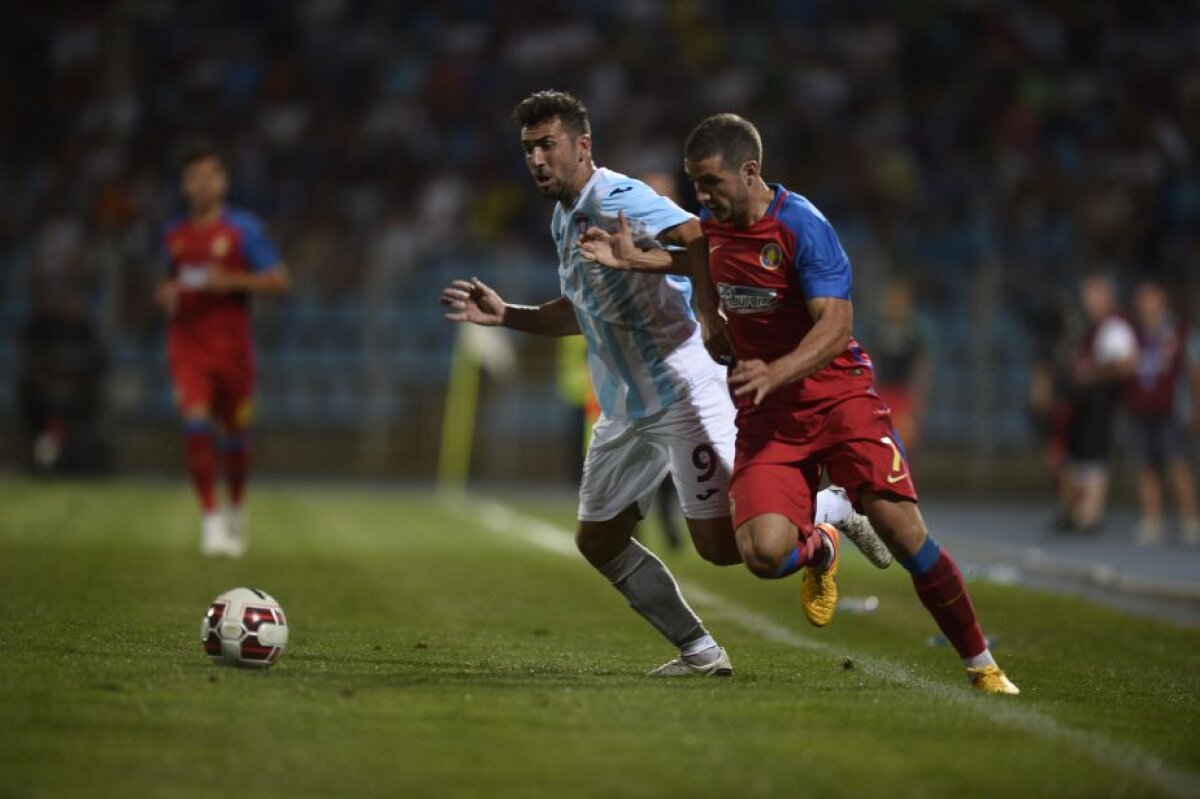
[556,334,595,480]
[1124,280,1199,545]
[1027,295,1078,506]
[869,277,934,453]
[17,287,109,473]
[1057,275,1137,534]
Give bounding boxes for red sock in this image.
[223,434,251,508]
[184,422,217,512]
[911,550,987,659]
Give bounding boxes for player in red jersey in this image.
[156,143,290,557]
[582,114,1018,694]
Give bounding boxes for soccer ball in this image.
[201,587,288,668]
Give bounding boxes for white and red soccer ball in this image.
[201,587,288,668]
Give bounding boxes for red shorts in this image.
[169,353,255,430]
[730,393,918,533]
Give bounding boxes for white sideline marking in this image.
[465,498,1200,799]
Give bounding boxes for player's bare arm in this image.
[729,296,853,405]
[207,264,291,295]
[441,277,580,337]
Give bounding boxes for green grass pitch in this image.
[1,477,1197,798]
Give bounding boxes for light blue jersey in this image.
[552,167,725,422]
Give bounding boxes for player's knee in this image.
[738,538,786,578]
[575,522,634,568]
[574,527,602,560]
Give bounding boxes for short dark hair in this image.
[684,113,763,170]
[512,90,591,139]
[177,140,226,173]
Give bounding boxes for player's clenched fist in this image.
[440,277,506,326]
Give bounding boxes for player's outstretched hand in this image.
[728,358,779,406]
[441,277,506,326]
[579,210,636,270]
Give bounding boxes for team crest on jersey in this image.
[759,243,783,270]
[717,283,781,314]
[573,213,591,235]
[211,235,231,258]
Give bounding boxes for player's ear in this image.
[577,133,592,162]
[742,160,759,185]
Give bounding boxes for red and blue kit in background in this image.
[164,207,280,426]
[702,186,917,531]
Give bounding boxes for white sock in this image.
[814,487,853,526]
[680,634,718,660]
[964,649,998,670]
[598,540,708,649]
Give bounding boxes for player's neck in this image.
[190,203,224,226]
[736,180,776,228]
[558,162,596,209]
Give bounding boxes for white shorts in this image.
[578,376,735,522]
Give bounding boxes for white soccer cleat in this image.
[647,646,733,677]
[829,490,893,569]
[224,506,248,559]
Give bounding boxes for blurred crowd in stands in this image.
[4,1,1199,477]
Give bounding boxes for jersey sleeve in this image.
[229,211,282,273]
[597,179,694,248]
[780,200,852,300]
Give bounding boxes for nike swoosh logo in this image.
[708,244,725,255]
[886,473,909,484]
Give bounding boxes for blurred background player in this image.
[1124,279,1199,545]
[868,277,934,454]
[156,143,290,557]
[1057,274,1137,534]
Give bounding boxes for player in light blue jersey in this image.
[441,91,885,677]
